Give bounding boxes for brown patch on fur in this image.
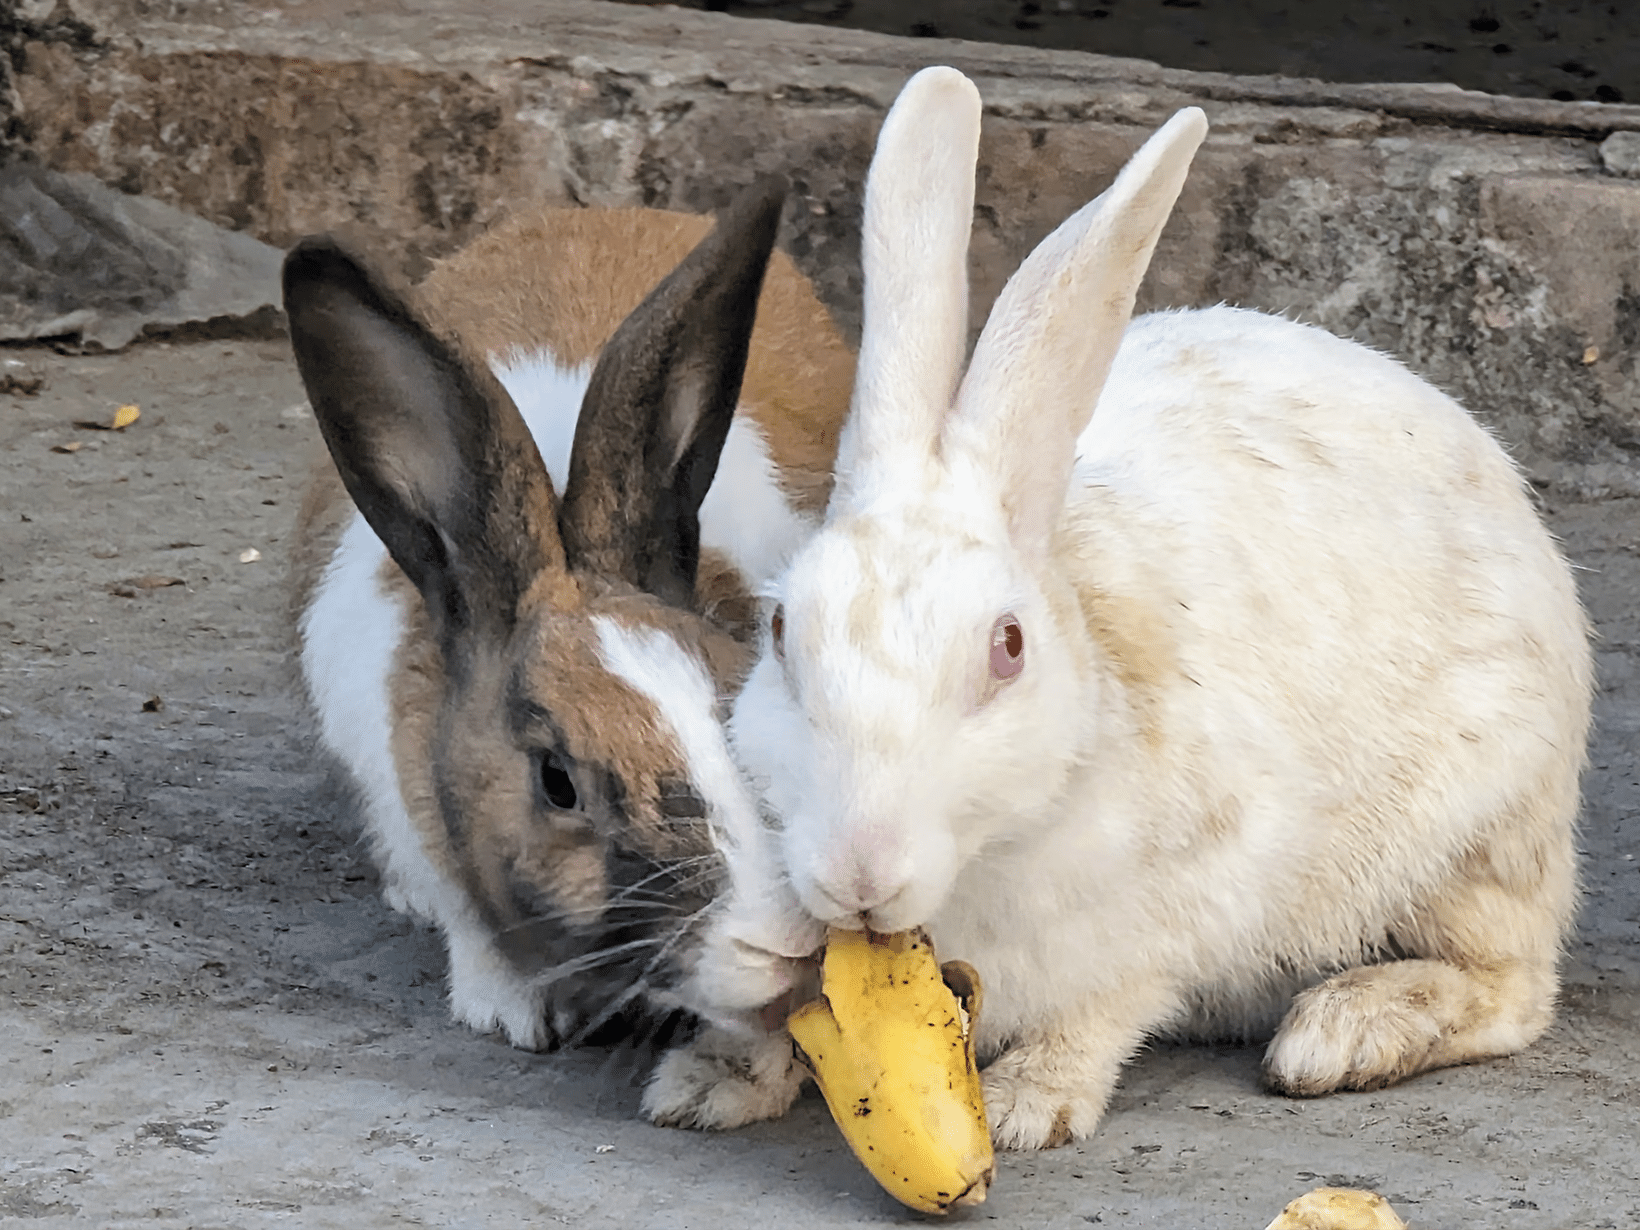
[512,817,608,923]
[511,583,744,865]
[1073,582,1180,749]
[695,547,760,647]
[1201,796,1242,842]
[421,206,852,517]
[385,557,618,924]
[737,247,854,515]
[383,561,467,888]
[1044,1105,1075,1149]
[423,209,713,369]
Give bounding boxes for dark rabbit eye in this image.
[989,614,1024,682]
[771,603,786,660]
[538,748,579,811]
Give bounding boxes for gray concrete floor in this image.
[1,340,1637,1227]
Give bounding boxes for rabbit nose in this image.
[808,859,914,923]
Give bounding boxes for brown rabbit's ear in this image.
[558,177,788,609]
[283,235,564,649]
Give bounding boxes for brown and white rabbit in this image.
[649,68,1593,1148]
[284,181,853,1050]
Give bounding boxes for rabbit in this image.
[644,67,1592,1150]
[283,179,855,1052]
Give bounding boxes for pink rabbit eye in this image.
[989,615,1024,682]
[771,604,786,660]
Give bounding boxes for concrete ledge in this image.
[17,0,1640,493]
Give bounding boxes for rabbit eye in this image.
[989,614,1024,682]
[538,748,579,811]
[770,603,786,660]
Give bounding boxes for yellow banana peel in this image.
[788,927,993,1215]
[1265,1188,1408,1230]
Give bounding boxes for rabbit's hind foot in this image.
[1262,954,1556,1097]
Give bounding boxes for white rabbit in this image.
[284,181,853,1052]
[648,67,1592,1150]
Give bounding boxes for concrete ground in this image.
[1,334,1637,1229]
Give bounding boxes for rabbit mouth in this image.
[491,856,721,1049]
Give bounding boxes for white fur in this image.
[833,66,980,513]
[698,416,814,586]
[494,347,811,583]
[592,617,825,994]
[492,348,589,491]
[681,77,1590,1150]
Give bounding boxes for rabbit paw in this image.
[1263,959,1529,1096]
[981,1053,1104,1150]
[445,931,549,1051]
[644,1027,805,1130]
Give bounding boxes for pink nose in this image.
[809,859,911,922]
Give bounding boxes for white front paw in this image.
[981,1054,1105,1151]
[445,932,548,1051]
[643,1026,806,1130]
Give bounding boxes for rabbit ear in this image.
[832,66,981,512]
[949,107,1208,560]
[284,235,565,647]
[558,178,788,609]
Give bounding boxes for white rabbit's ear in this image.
[832,66,982,512]
[949,107,1208,560]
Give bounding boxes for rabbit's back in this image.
[1056,305,1588,998]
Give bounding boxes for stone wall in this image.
[13,0,1640,494]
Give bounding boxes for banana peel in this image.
[1265,1188,1408,1230]
[788,927,993,1215]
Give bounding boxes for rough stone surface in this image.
[1601,130,1640,178]
[0,162,284,348]
[10,0,1640,496]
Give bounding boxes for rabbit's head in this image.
[726,72,1208,946]
[286,184,791,1040]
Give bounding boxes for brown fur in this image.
[423,207,852,515]
[1073,581,1180,752]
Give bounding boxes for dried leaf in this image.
[1582,345,1601,365]
[141,695,164,713]
[72,404,142,431]
[51,441,82,454]
[238,548,262,564]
